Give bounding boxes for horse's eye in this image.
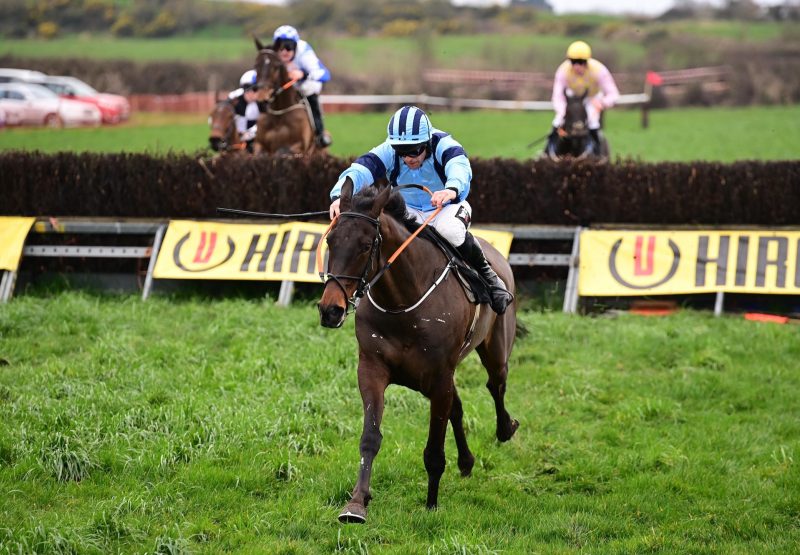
[360,242,372,253]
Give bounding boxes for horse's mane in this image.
[352,187,422,234]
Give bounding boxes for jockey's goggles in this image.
[569,58,588,66]
[276,40,296,52]
[392,143,427,157]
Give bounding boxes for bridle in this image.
[255,49,302,107]
[318,212,382,315]
[316,185,445,316]
[562,96,590,140]
[209,102,243,152]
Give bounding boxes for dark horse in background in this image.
[318,182,519,523]
[252,38,319,155]
[544,90,610,161]
[207,99,246,154]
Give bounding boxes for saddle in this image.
[419,227,492,307]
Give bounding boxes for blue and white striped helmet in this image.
[239,70,257,88]
[387,106,432,145]
[273,25,300,43]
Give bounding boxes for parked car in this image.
[0,68,47,84]
[30,75,130,124]
[0,82,101,127]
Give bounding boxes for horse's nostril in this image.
[319,303,345,328]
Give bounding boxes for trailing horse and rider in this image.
[208,25,332,155]
[542,40,618,161]
[250,29,331,155]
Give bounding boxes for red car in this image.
[32,75,130,124]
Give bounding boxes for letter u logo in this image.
[634,235,656,276]
[194,232,217,263]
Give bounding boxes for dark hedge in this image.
[1,152,798,226]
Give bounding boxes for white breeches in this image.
[406,201,471,247]
[299,80,323,97]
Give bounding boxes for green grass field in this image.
[2,20,793,66]
[0,292,798,553]
[1,105,799,162]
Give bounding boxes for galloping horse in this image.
[252,38,318,155]
[544,91,610,161]
[318,182,519,523]
[207,100,246,154]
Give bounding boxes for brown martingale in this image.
[252,38,318,155]
[317,181,519,523]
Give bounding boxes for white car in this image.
[0,68,47,84]
[0,82,101,127]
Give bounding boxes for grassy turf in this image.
[2,20,791,65]
[1,105,799,162]
[0,292,798,553]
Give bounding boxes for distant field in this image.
[1,105,798,162]
[0,33,638,73]
[0,36,255,62]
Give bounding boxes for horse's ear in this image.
[371,184,392,218]
[340,178,354,211]
[581,90,588,101]
[254,35,265,51]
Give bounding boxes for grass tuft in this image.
[38,433,96,482]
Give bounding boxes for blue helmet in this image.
[387,106,432,145]
[273,25,300,43]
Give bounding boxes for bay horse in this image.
[544,91,610,161]
[252,39,318,155]
[317,181,519,523]
[207,99,246,154]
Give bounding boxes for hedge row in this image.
[1,152,799,226]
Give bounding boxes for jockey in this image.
[329,106,513,315]
[546,40,620,156]
[228,69,261,151]
[272,25,333,147]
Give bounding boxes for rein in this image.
[316,185,447,314]
[216,208,329,219]
[263,73,301,105]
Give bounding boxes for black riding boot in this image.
[588,128,601,155]
[306,94,332,147]
[544,126,559,157]
[457,233,513,315]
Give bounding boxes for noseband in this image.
[319,212,382,314]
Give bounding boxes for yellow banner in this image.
[0,217,35,272]
[579,229,800,296]
[472,228,513,258]
[153,220,513,283]
[154,220,328,282]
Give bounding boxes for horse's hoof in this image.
[338,502,367,524]
[459,454,475,477]
[497,418,520,442]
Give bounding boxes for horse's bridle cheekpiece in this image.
[318,212,382,315]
